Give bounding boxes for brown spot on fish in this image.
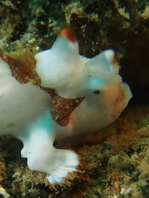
[60,28,76,43]
[0,50,41,85]
[50,93,84,126]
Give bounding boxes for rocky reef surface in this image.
[0,106,149,198]
[0,0,149,197]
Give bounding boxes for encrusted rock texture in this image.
[0,0,149,197]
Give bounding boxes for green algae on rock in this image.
[0,0,148,103]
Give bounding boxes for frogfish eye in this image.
[93,90,100,94]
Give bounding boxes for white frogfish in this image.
[0,28,132,184]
